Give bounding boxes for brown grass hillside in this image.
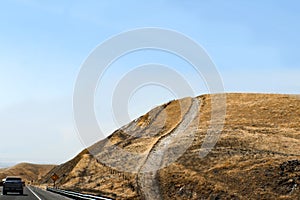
[40,93,300,199]
[0,163,55,183]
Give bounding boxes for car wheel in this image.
[20,191,23,195]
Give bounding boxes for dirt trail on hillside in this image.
[137,98,200,199]
[39,94,300,199]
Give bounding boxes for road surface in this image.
[0,186,71,200]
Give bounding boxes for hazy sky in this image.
[0,0,299,164]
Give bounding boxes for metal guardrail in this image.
[46,187,113,200]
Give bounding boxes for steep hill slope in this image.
[40,93,300,199]
[0,163,55,183]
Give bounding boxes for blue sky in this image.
[0,0,299,164]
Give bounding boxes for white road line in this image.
[27,186,42,200]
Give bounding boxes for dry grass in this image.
[0,163,55,183]
[39,93,300,199]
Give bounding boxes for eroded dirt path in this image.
[137,98,200,200]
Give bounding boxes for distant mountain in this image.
[40,93,300,199]
[0,162,15,169]
[0,163,56,183]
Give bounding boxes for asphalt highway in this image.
[0,186,71,200]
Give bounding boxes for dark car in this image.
[2,177,24,195]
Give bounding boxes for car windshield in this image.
[5,178,22,182]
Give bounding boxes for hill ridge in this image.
[39,93,300,199]
[0,163,55,183]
